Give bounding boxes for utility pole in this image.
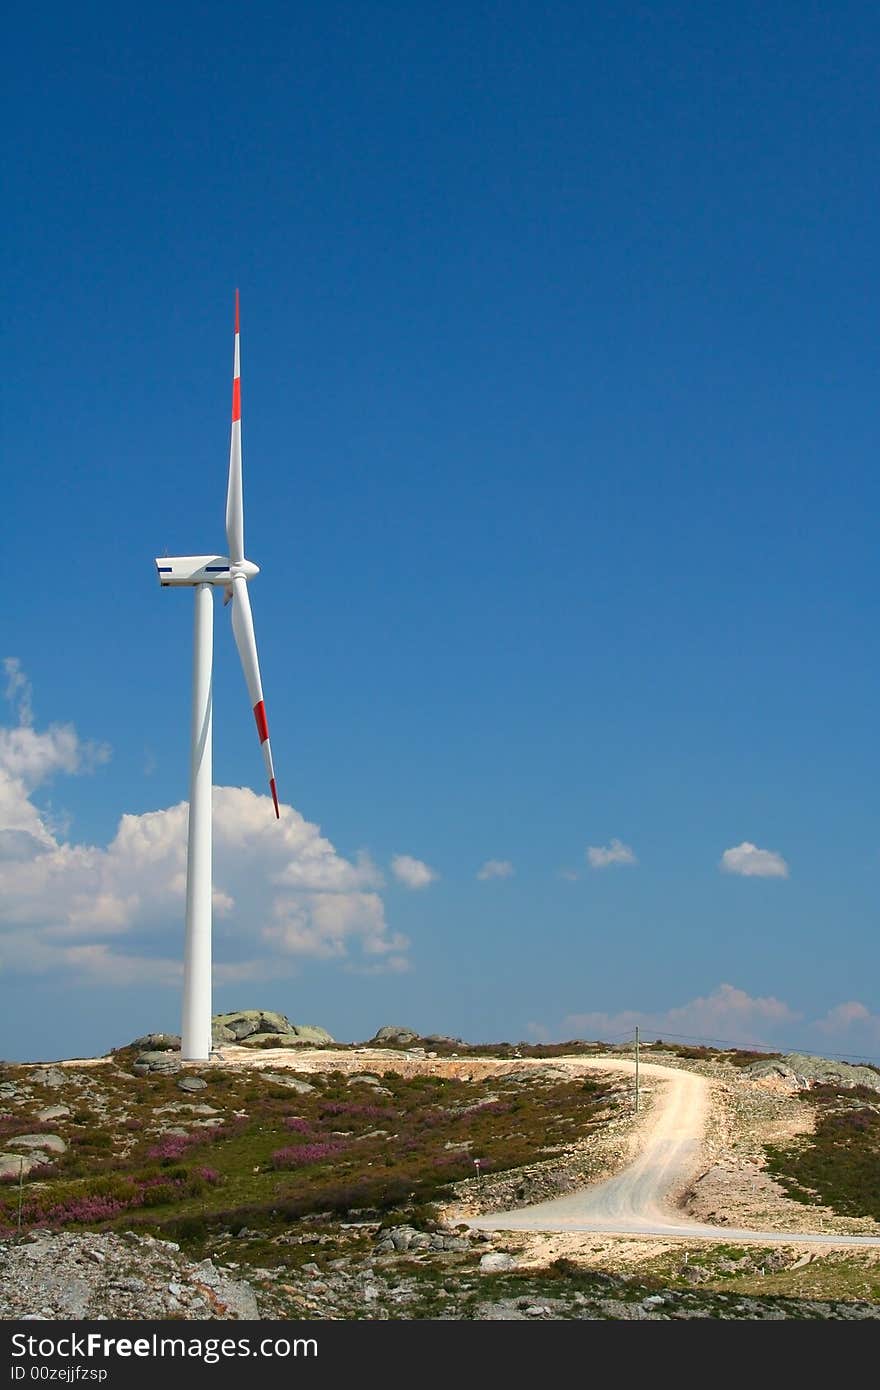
[17,1157,24,1242]
[635,1025,640,1113]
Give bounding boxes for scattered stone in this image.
[133,1051,181,1076]
[479,1252,516,1273]
[260,1073,316,1094]
[787,1253,814,1272]
[34,1105,71,1122]
[7,1134,67,1154]
[177,1077,208,1093]
[29,1068,67,1089]
[0,1152,42,1178]
[0,1232,266,1321]
[475,1300,528,1319]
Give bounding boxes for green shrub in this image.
[766,1091,880,1220]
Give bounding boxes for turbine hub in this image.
[231,558,260,581]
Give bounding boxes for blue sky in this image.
[3,1,880,1061]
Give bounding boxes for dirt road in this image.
[106,1041,878,1248]
[467,1057,880,1246]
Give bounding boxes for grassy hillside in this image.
[765,1084,880,1222]
[0,1059,617,1254]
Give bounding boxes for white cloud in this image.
[817,1001,871,1031]
[720,842,789,879]
[391,854,438,890]
[4,658,33,727]
[587,839,637,869]
[564,982,801,1047]
[477,859,514,881]
[0,658,109,792]
[0,666,408,984]
[0,722,110,792]
[814,1001,880,1046]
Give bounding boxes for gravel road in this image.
[468,1058,880,1247]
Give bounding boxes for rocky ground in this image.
[0,1230,258,1320]
[2,1224,879,1321]
[1,1032,878,1320]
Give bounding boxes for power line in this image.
[628,1029,880,1066]
[561,1025,880,1064]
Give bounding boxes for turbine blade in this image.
[225,289,244,565]
[230,574,279,817]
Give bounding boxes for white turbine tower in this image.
[155,291,279,1061]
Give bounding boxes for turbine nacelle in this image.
[155,555,260,587]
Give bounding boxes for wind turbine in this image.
[155,291,279,1061]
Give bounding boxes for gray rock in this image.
[35,1105,71,1122]
[289,1024,335,1044]
[30,1068,67,1089]
[7,1133,67,1154]
[191,1259,259,1318]
[743,1060,800,1087]
[347,1074,383,1088]
[127,1034,181,1053]
[133,1051,181,1076]
[475,1300,528,1319]
[215,1012,271,1041]
[371,1025,420,1045]
[260,1073,316,1094]
[0,1151,48,1178]
[237,1030,301,1048]
[176,1077,208,1093]
[746,1053,880,1092]
[212,1010,334,1044]
[783,1053,880,1091]
[479,1252,516,1273]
